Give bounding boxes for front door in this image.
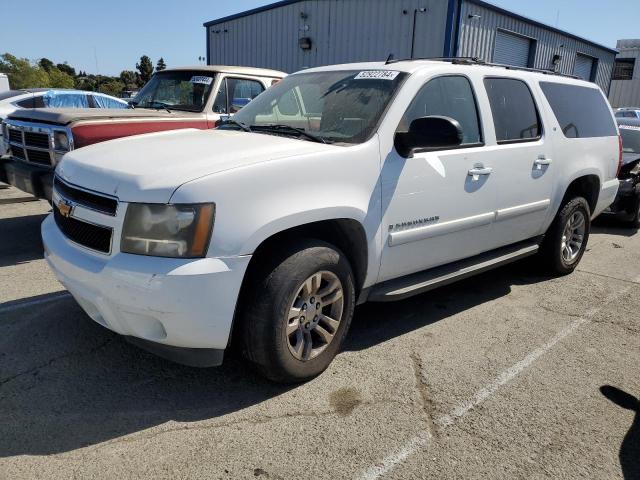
[378,75,498,282]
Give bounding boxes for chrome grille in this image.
[24,131,49,149]
[5,119,73,167]
[8,129,22,143]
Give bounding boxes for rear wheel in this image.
[539,197,590,275]
[240,240,355,383]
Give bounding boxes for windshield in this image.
[130,71,215,112]
[227,70,407,144]
[620,126,640,154]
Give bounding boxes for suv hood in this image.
[8,107,198,125]
[56,129,333,203]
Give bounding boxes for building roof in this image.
[164,65,286,78]
[203,0,617,54]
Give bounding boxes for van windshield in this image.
[620,125,640,154]
[226,70,407,144]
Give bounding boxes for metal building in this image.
[609,39,640,108]
[204,0,617,92]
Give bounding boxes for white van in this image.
[0,74,10,93]
[43,59,620,382]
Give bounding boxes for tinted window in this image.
[540,82,617,138]
[484,78,540,143]
[398,76,482,145]
[16,96,45,108]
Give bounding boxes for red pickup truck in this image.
[1,65,285,200]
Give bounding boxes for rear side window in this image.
[539,82,617,138]
[484,78,541,143]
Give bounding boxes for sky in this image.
[0,0,637,76]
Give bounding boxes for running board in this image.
[369,239,541,302]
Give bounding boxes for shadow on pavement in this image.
[600,385,640,480]
[592,216,638,237]
[0,260,552,457]
[0,213,47,267]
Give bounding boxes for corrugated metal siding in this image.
[493,30,531,67]
[456,0,616,92]
[609,40,640,108]
[207,0,449,73]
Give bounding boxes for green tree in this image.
[156,57,167,71]
[39,57,54,72]
[119,70,137,89]
[136,55,154,86]
[98,79,125,97]
[48,67,74,88]
[0,53,49,88]
[56,62,76,77]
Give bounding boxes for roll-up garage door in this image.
[493,30,531,67]
[574,54,594,81]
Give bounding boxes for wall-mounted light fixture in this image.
[468,13,482,19]
[299,37,312,50]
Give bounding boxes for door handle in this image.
[468,166,493,176]
[534,157,553,169]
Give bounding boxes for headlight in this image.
[53,131,69,151]
[121,203,215,258]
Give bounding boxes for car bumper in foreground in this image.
[41,214,251,367]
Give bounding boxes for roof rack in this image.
[386,56,581,80]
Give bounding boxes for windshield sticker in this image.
[190,76,213,85]
[355,70,400,81]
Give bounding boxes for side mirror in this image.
[394,116,463,157]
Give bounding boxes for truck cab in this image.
[1,65,285,200]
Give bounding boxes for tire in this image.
[539,196,591,275]
[623,194,640,229]
[240,240,356,383]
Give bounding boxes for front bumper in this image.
[4,159,54,200]
[42,214,251,365]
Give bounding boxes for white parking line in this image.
[0,291,71,315]
[359,275,640,480]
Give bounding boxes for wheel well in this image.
[246,219,368,294]
[563,175,600,214]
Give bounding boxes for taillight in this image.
[617,134,623,177]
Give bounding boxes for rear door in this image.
[482,77,556,247]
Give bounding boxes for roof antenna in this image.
[385,53,394,65]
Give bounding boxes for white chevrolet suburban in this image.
[42,59,621,382]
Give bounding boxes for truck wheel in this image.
[240,240,355,383]
[623,194,640,229]
[540,197,591,275]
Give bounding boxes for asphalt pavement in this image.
[0,186,638,479]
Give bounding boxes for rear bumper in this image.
[594,179,620,218]
[42,214,251,364]
[3,159,53,200]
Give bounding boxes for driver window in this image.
[398,76,482,146]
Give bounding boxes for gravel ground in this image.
[0,188,638,480]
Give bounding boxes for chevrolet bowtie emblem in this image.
[57,199,73,218]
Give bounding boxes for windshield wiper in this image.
[219,119,252,132]
[251,124,327,144]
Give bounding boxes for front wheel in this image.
[539,196,591,275]
[240,240,355,383]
